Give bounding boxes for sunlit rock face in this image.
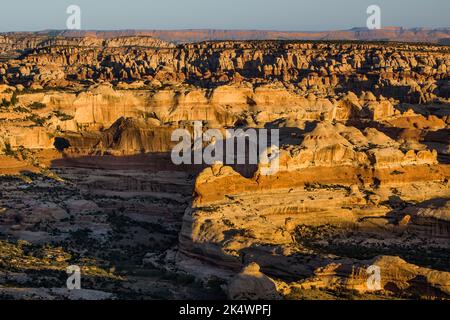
[0,35,449,300]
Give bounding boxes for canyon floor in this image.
[0,35,449,300]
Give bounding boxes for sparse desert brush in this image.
[29,102,46,110]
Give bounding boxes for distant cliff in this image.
[3,27,450,44]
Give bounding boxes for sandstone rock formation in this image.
[0,35,448,300]
[227,263,281,300]
[286,256,450,297]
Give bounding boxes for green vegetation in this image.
[10,91,18,105]
[0,97,11,108]
[0,92,18,108]
[304,183,350,192]
[2,142,16,157]
[53,110,74,121]
[13,106,29,113]
[25,114,46,127]
[29,102,47,110]
[0,143,32,161]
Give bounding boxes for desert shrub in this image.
[13,106,29,113]
[54,137,71,151]
[29,102,46,110]
[0,98,10,107]
[2,142,16,157]
[53,110,74,121]
[26,114,46,126]
[10,91,18,105]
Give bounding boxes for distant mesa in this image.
[2,27,450,44]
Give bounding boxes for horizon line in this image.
[1,26,450,34]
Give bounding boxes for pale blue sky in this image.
[0,0,448,32]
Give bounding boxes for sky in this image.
[0,0,448,32]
